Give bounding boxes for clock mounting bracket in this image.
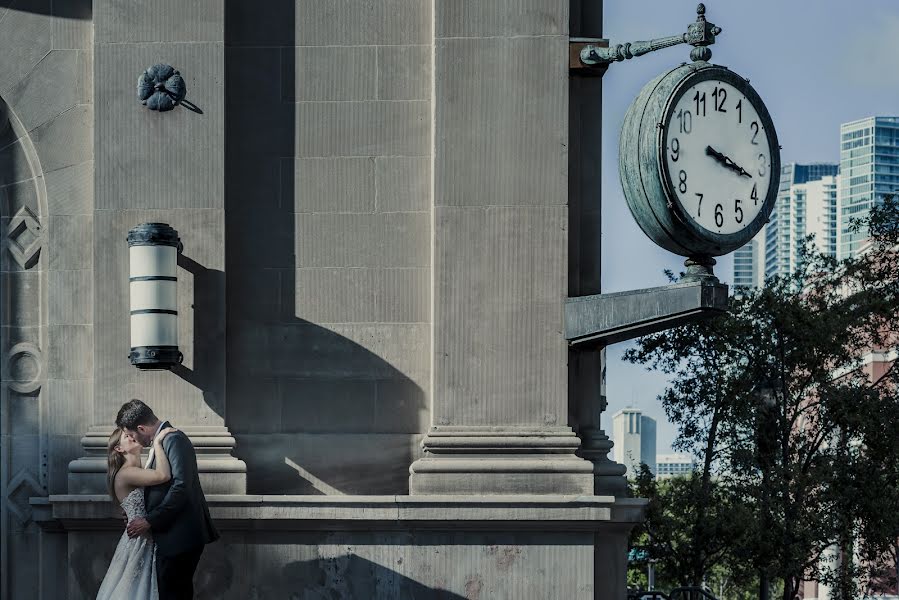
[571,3,721,75]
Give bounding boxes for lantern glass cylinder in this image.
[127,223,182,369]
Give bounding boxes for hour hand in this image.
[705,145,752,178]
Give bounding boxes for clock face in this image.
[661,77,774,237]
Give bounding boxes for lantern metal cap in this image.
[127,222,181,248]
[129,346,183,370]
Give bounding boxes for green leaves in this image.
[626,198,899,598]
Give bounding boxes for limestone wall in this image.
[224,0,432,496]
[0,1,617,597]
[0,1,94,596]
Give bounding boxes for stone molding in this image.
[5,341,44,394]
[6,469,43,525]
[32,494,648,532]
[67,425,247,495]
[6,205,42,269]
[409,426,595,495]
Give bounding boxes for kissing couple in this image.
[96,399,219,600]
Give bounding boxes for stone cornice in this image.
[31,495,647,533]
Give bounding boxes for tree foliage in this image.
[625,197,899,600]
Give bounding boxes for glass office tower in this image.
[839,117,899,259]
[765,163,839,279]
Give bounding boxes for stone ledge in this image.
[31,495,647,532]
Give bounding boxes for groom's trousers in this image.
[156,545,204,600]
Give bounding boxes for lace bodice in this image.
[120,488,148,523]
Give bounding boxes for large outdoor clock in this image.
[619,61,780,258]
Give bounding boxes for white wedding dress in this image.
[96,487,158,599]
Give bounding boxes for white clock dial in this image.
[663,79,773,236]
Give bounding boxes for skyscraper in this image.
[806,175,840,259]
[838,117,899,259]
[733,238,761,290]
[612,408,657,478]
[764,163,840,279]
[733,164,839,289]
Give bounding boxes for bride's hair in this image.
[107,428,126,505]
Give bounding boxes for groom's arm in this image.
[145,432,195,530]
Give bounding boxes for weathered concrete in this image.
[0,7,94,590]
[410,0,594,496]
[0,0,652,597]
[35,494,646,600]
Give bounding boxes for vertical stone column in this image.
[568,1,628,497]
[69,0,244,494]
[409,1,593,495]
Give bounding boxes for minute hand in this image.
[705,146,752,178]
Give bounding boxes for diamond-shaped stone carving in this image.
[6,205,42,269]
[6,469,43,525]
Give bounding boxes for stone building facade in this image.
[0,1,644,598]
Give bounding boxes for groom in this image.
[116,399,219,600]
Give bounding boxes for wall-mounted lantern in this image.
[127,223,183,370]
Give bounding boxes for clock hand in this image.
[705,146,753,178]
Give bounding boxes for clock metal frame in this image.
[618,61,780,258]
[657,66,780,254]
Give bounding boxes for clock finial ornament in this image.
[578,3,722,68]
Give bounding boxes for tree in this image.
[625,198,899,600]
[628,465,753,593]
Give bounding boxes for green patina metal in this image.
[580,4,721,68]
[618,62,780,258]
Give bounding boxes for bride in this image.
[97,426,177,599]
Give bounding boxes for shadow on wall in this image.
[171,253,226,418]
[196,542,467,600]
[70,530,466,600]
[0,0,91,19]
[222,1,427,496]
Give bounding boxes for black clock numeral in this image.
[736,99,743,123]
[751,183,759,205]
[677,109,692,134]
[715,203,724,228]
[695,193,703,216]
[693,90,707,117]
[670,137,680,162]
[734,198,744,223]
[712,86,727,112]
[757,153,767,177]
[751,121,760,145]
[678,170,688,193]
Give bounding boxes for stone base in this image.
[32,494,647,600]
[577,428,630,497]
[67,425,246,495]
[409,426,595,495]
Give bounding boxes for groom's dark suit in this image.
[145,421,219,600]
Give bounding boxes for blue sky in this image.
[601,0,899,453]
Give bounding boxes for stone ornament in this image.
[6,205,42,269]
[137,64,186,112]
[6,469,43,524]
[7,341,43,393]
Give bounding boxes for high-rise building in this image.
[734,164,839,289]
[764,163,840,279]
[656,454,697,480]
[838,117,899,259]
[612,408,657,478]
[806,175,840,259]
[733,238,761,290]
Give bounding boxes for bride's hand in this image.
[154,427,178,445]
